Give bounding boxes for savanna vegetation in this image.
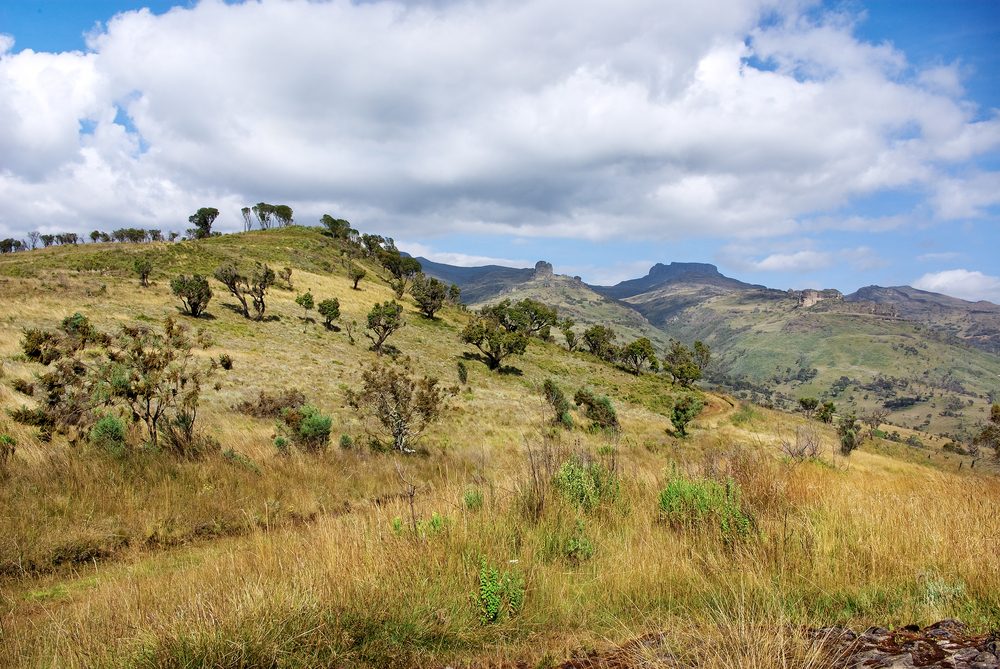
[0,224,997,669]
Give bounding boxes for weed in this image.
[658,469,754,545]
[477,557,524,624]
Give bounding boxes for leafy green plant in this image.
[457,360,468,385]
[729,402,759,426]
[273,436,290,456]
[89,415,127,455]
[670,394,704,437]
[463,486,483,511]
[170,274,212,318]
[279,404,332,453]
[658,470,753,545]
[339,434,353,449]
[573,388,618,431]
[542,379,573,428]
[477,558,525,624]
[318,298,340,329]
[553,455,617,511]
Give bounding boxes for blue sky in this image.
[0,0,998,300]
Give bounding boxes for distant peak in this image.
[647,262,721,277]
[533,260,554,278]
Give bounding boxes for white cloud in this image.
[916,251,959,262]
[396,241,529,268]
[913,269,1000,303]
[749,250,833,272]
[0,34,13,55]
[0,0,997,241]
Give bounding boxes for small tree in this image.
[447,283,462,305]
[170,274,213,317]
[837,413,861,455]
[670,394,704,437]
[365,301,404,354]
[798,397,819,418]
[461,314,529,371]
[663,340,702,387]
[318,298,341,329]
[973,403,1000,460]
[620,337,659,375]
[349,263,367,289]
[560,319,579,352]
[295,290,315,331]
[187,207,219,239]
[346,361,451,452]
[582,325,617,359]
[278,267,293,290]
[133,257,153,287]
[213,262,274,320]
[510,299,558,339]
[860,407,888,441]
[214,264,251,318]
[411,273,447,318]
[693,340,711,372]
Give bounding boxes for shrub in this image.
[780,427,822,461]
[11,378,34,396]
[318,298,340,329]
[348,263,366,289]
[280,404,332,453]
[411,274,447,318]
[133,257,153,287]
[295,290,315,329]
[89,415,127,455]
[477,558,524,624]
[217,353,233,370]
[170,274,212,317]
[461,308,530,370]
[816,401,836,424]
[837,413,861,455]
[542,379,573,428]
[365,301,404,355]
[729,402,759,426]
[573,388,618,431]
[235,389,306,418]
[21,328,63,364]
[0,434,15,472]
[457,360,468,385]
[273,436,290,456]
[553,455,617,511]
[543,518,595,565]
[658,471,753,545]
[670,394,704,437]
[222,448,260,474]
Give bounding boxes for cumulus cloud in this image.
[0,0,998,242]
[395,241,529,268]
[913,269,1000,303]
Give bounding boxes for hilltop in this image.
[0,226,997,669]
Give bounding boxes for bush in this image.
[89,415,127,455]
[222,448,260,474]
[553,455,617,511]
[463,486,484,511]
[217,353,233,370]
[134,257,153,287]
[573,388,618,431]
[170,274,213,318]
[658,471,754,545]
[280,404,332,453]
[542,379,572,428]
[318,298,340,328]
[0,434,15,472]
[477,558,524,624]
[543,518,595,565]
[457,360,468,385]
[670,394,704,437]
[339,434,353,449]
[837,413,861,455]
[11,378,34,396]
[235,389,306,418]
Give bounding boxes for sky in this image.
[1,0,999,301]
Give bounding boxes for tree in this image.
[246,263,275,320]
[252,203,274,230]
[346,360,451,453]
[214,264,251,318]
[798,397,819,418]
[582,325,617,359]
[365,301,404,354]
[240,207,253,232]
[860,408,889,441]
[213,262,274,320]
[560,319,579,352]
[320,214,356,239]
[277,266,293,290]
[447,283,462,305]
[318,298,341,329]
[671,394,704,437]
[295,290,315,331]
[542,379,573,428]
[620,337,659,375]
[379,250,421,298]
[27,231,40,249]
[411,273,447,318]
[816,401,836,424]
[187,207,219,239]
[349,263,367,289]
[134,257,153,287]
[510,299,558,339]
[273,204,294,227]
[0,239,24,253]
[662,340,702,387]
[973,403,1000,459]
[573,388,619,431]
[170,274,212,317]
[693,341,711,372]
[40,234,55,247]
[461,313,529,371]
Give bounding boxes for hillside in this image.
[0,227,998,669]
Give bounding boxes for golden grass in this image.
[0,231,998,668]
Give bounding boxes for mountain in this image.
[413,256,534,303]
[593,261,761,300]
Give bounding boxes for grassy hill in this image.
[0,227,998,669]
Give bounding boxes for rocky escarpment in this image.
[814,620,998,669]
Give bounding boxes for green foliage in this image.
[411,274,447,318]
[582,324,617,359]
[295,291,315,329]
[222,448,260,474]
[477,558,524,624]
[461,312,529,371]
[620,337,659,374]
[319,214,357,240]
[273,436,290,456]
[670,394,704,437]
[463,486,483,511]
[729,402,760,426]
[456,360,468,385]
[279,404,332,453]
[339,434,353,449]
[837,412,861,455]
[973,403,1000,458]
[348,263,366,289]
[798,397,819,416]
[170,274,212,318]
[186,207,219,239]
[89,415,127,455]
[542,379,573,428]
[816,400,836,424]
[213,263,275,320]
[318,298,341,328]
[658,471,753,545]
[133,257,153,287]
[365,301,404,354]
[663,340,702,387]
[0,434,16,472]
[553,455,617,511]
[572,388,619,431]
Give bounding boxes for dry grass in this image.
[0,229,998,668]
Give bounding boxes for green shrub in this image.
[553,455,617,511]
[543,379,573,428]
[573,388,618,431]
[0,434,16,471]
[457,360,468,385]
[463,486,484,511]
[289,405,332,453]
[729,402,759,426]
[543,518,595,565]
[170,274,212,317]
[89,415,127,455]
[339,434,353,449]
[273,436,290,456]
[222,448,260,474]
[670,394,704,437]
[477,558,524,624]
[658,471,753,545]
[318,298,340,328]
